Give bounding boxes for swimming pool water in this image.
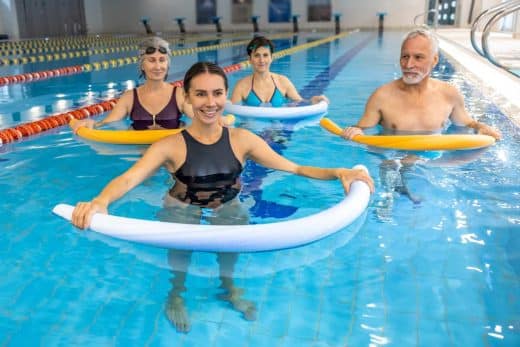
[0,31,519,346]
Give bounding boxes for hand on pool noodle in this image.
[319,117,495,151]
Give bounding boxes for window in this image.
[437,0,456,25]
[307,0,331,22]
[269,0,291,23]
[428,0,457,26]
[196,0,217,25]
[232,0,252,24]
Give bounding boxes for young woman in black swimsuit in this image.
[70,62,374,333]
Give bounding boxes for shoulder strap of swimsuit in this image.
[129,88,142,118]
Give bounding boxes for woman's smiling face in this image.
[250,46,273,73]
[141,50,169,80]
[186,72,228,124]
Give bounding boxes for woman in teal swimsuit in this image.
[230,36,329,107]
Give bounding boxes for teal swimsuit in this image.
[244,76,286,107]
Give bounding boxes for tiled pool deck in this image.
[436,28,520,125]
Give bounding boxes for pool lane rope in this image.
[0,32,297,84]
[0,32,348,145]
[0,31,255,57]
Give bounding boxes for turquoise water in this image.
[0,32,519,346]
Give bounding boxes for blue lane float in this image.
[223,100,328,120]
[52,165,370,252]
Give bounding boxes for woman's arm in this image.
[279,75,328,105]
[295,166,374,193]
[71,138,175,229]
[279,75,303,102]
[309,95,329,104]
[238,129,374,193]
[70,90,133,133]
[230,77,249,104]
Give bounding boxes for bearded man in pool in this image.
[341,28,501,205]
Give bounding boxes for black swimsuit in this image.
[171,127,243,208]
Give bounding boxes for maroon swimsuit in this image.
[129,87,182,130]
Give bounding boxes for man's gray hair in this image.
[402,28,439,55]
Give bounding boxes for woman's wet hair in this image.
[246,36,274,56]
[183,62,228,93]
[402,28,439,55]
[138,36,171,79]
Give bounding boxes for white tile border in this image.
[438,37,520,126]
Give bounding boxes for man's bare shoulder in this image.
[430,78,462,99]
[371,80,399,98]
[430,78,457,91]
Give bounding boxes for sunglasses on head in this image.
[145,46,168,55]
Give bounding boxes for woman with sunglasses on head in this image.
[71,36,193,132]
[230,36,329,107]
[70,62,374,333]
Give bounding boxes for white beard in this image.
[402,70,428,85]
